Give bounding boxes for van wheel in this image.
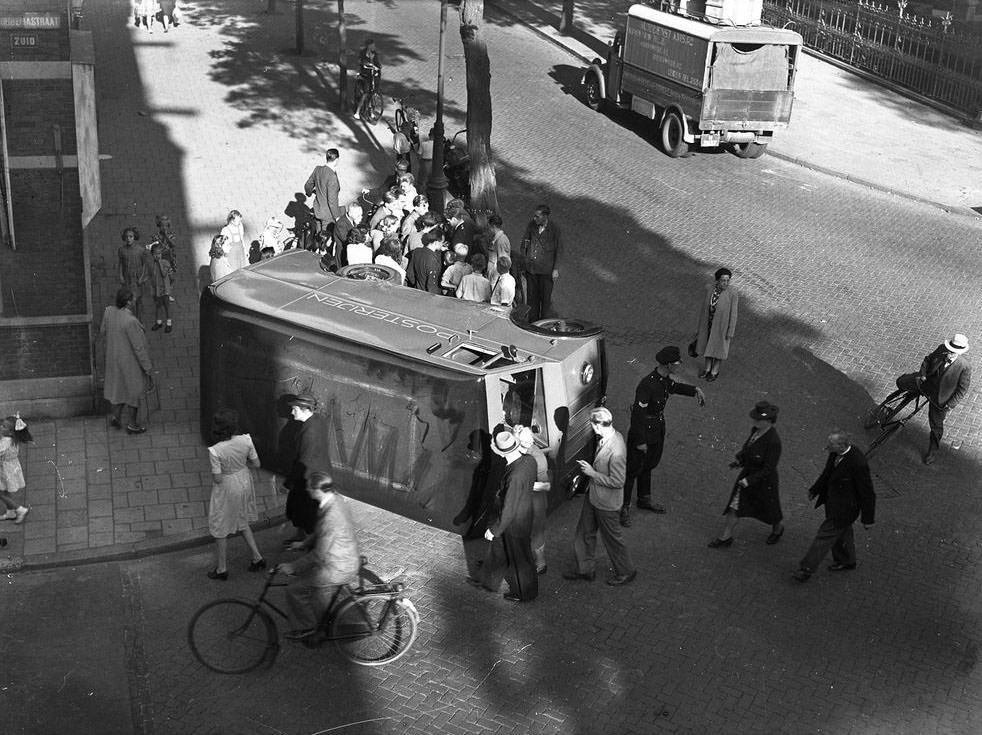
[732,142,767,159]
[584,76,604,112]
[336,264,399,281]
[527,318,604,337]
[660,111,688,158]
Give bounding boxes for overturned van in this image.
[200,252,607,534]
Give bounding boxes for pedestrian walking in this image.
[792,430,876,582]
[277,472,360,642]
[132,0,159,33]
[99,287,153,435]
[117,227,150,322]
[205,409,265,580]
[692,267,738,381]
[474,429,538,602]
[280,394,329,545]
[0,414,32,525]
[304,149,343,234]
[563,407,637,586]
[894,334,971,465]
[158,0,180,31]
[148,241,174,333]
[220,210,248,271]
[519,205,562,322]
[621,346,705,524]
[708,401,784,548]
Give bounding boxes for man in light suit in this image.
[793,430,876,582]
[563,407,637,586]
[896,333,971,465]
[304,148,342,234]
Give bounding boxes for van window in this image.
[499,368,548,444]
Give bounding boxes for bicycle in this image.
[354,65,383,123]
[862,388,932,457]
[187,556,419,674]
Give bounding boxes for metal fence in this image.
[763,0,982,116]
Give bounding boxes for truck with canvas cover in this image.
[583,3,802,158]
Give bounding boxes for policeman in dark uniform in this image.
[621,345,706,526]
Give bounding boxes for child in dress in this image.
[0,414,32,524]
[149,241,175,333]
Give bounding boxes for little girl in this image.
[0,414,32,524]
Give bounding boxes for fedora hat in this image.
[492,429,519,456]
[749,401,778,421]
[944,333,969,354]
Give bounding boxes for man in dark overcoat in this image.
[793,430,876,582]
[281,393,330,544]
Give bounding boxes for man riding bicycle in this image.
[894,333,971,465]
[353,38,381,121]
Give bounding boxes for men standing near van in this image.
[282,393,329,545]
[405,229,445,294]
[304,148,342,235]
[520,204,562,322]
[621,346,706,525]
[563,407,637,586]
[478,429,538,602]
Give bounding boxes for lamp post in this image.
[426,0,450,214]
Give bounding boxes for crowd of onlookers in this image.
[204,147,565,324]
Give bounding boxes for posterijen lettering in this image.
[304,291,457,341]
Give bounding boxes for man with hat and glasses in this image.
[563,407,637,586]
[621,345,706,525]
[473,428,538,602]
[894,334,971,465]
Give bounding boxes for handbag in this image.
[687,340,699,358]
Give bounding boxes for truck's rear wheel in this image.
[584,76,604,112]
[732,142,767,159]
[660,112,688,158]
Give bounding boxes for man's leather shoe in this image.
[791,569,811,582]
[707,537,733,548]
[562,570,595,582]
[619,508,631,527]
[828,563,856,572]
[606,570,637,586]
[636,500,666,513]
[503,593,523,602]
[765,528,785,545]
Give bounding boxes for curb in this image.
[487,0,979,219]
[2,514,288,573]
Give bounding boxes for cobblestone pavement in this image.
[2,1,982,733]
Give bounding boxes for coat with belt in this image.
[725,426,782,524]
[808,446,876,529]
[304,165,341,224]
[694,284,738,360]
[920,347,972,410]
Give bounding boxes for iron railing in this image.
[763,0,982,116]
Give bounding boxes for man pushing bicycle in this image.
[894,334,971,465]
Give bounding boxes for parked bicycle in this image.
[187,556,419,674]
[862,388,932,457]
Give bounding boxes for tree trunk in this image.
[338,0,348,112]
[459,0,498,226]
[559,0,574,34]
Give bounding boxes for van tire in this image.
[732,142,767,159]
[660,111,688,158]
[585,76,604,112]
[336,264,400,281]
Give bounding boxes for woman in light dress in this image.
[206,409,264,580]
[220,209,248,271]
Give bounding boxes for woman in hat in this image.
[692,267,739,382]
[708,401,784,547]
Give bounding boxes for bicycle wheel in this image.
[187,599,279,674]
[862,391,913,430]
[366,93,384,123]
[394,106,406,132]
[866,422,902,458]
[330,595,418,666]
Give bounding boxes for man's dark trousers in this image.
[623,420,665,507]
[799,517,856,572]
[524,273,554,322]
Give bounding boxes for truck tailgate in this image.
[701,89,794,129]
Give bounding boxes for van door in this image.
[487,367,552,447]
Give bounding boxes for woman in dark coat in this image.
[708,401,784,547]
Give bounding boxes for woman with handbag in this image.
[708,401,784,548]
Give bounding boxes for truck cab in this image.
[583,3,803,159]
